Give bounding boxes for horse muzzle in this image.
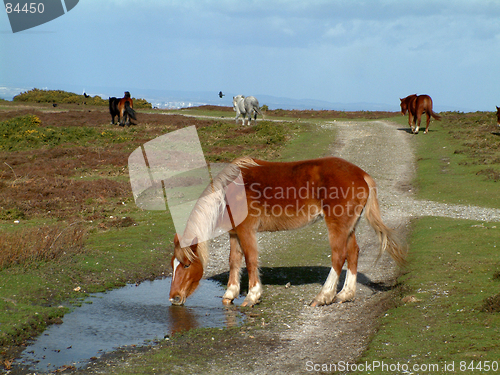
[169,295,185,306]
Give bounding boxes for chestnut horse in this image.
[109,91,136,126]
[169,157,406,307]
[400,94,441,134]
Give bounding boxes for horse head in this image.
[400,98,408,115]
[169,234,204,305]
[232,95,245,111]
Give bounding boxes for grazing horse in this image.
[169,156,406,307]
[496,106,500,126]
[233,95,263,125]
[109,91,136,126]
[400,94,441,134]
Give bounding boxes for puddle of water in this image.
[16,278,243,372]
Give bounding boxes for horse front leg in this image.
[236,228,261,307]
[335,231,359,303]
[222,233,244,305]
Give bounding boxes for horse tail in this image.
[125,101,137,120]
[363,174,407,267]
[430,110,441,121]
[256,105,264,120]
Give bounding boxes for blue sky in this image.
[2,0,500,111]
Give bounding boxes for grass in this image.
[359,112,500,373]
[360,217,500,371]
[410,112,500,208]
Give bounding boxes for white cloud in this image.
[323,23,346,38]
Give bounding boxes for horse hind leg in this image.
[414,113,422,134]
[311,219,348,307]
[424,112,431,134]
[335,231,359,303]
[222,233,244,305]
[120,113,128,127]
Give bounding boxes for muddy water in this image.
[16,278,243,372]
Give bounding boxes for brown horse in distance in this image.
[495,106,500,126]
[109,91,136,126]
[400,94,441,134]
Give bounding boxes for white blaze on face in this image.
[173,258,180,281]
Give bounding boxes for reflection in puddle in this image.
[16,278,244,372]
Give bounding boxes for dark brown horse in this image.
[400,94,441,134]
[109,91,136,126]
[496,106,500,126]
[169,157,406,307]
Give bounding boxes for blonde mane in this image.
[179,157,259,268]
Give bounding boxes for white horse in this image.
[233,95,263,125]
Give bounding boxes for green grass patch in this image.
[277,121,336,162]
[360,217,500,371]
[410,112,500,208]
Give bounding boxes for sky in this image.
[2,0,500,111]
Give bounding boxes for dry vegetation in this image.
[0,223,86,268]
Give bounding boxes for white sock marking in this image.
[223,284,240,300]
[344,269,357,293]
[322,267,339,293]
[246,283,262,302]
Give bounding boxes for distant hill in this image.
[0,85,475,112]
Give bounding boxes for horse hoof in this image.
[222,298,233,306]
[241,298,259,307]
